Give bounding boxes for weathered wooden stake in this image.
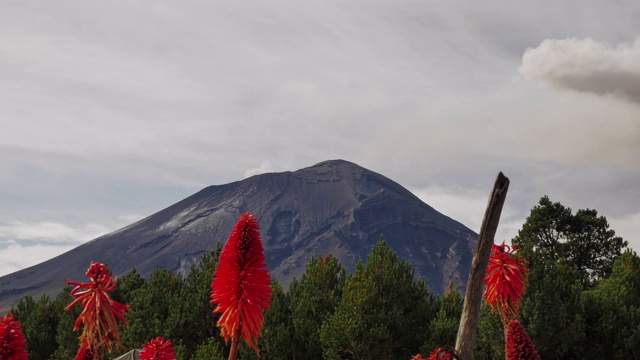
[455,172,510,360]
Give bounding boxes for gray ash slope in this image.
[0,160,477,310]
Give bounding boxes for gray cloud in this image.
[519,37,640,104]
[1,1,640,274]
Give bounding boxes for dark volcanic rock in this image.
[0,160,477,310]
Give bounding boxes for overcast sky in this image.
[1,0,639,277]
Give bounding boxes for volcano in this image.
[0,160,477,310]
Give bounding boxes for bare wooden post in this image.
[455,172,509,360]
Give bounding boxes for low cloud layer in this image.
[520,37,640,104]
[0,215,143,277]
[0,221,110,245]
[0,241,76,278]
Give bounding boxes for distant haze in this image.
[1,0,639,277]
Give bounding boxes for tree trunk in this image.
[455,172,510,360]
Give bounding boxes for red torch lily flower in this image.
[74,340,95,360]
[484,241,528,324]
[506,320,540,360]
[411,347,456,360]
[140,337,176,360]
[65,262,130,355]
[211,212,272,358]
[427,347,455,360]
[0,313,28,360]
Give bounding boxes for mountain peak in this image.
[0,160,477,311]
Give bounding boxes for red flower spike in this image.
[211,212,272,355]
[426,347,453,360]
[411,355,425,360]
[140,337,176,360]
[65,262,130,354]
[484,241,528,324]
[506,320,540,360]
[0,313,28,360]
[74,340,95,360]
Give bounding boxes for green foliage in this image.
[421,285,463,354]
[578,250,640,358]
[52,287,81,360]
[514,196,627,282]
[165,248,223,357]
[514,196,629,360]
[473,304,504,360]
[120,268,184,349]
[254,280,295,359]
[7,205,638,360]
[191,337,226,360]
[112,267,146,304]
[320,238,434,359]
[11,293,62,360]
[291,254,346,359]
[120,248,224,359]
[520,261,586,359]
[321,263,393,359]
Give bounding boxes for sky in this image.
[0,0,639,277]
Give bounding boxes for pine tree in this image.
[580,250,640,358]
[191,337,226,360]
[251,281,294,360]
[11,294,61,360]
[320,239,433,359]
[121,268,185,350]
[421,285,462,354]
[52,288,82,360]
[290,254,346,359]
[513,196,627,283]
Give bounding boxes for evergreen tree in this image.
[290,254,346,359]
[166,249,223,358]
[252,281,295,360]
[52,287,81,360]
[513,196,627,283]
[11,294,61,360]
[473,304,505,360]
[320,239,434,359]
[112,267,146,304]
[121,268,186,350]
[519,261,586,359]
[320,261,392,359]
[579,250,640,358]
[191,337,226,360]
[421,283,462,354]
[512,196,628,359]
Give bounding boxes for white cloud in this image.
[519,37,640,104]
[0,241,78,278]
[244,161,276,179]
[0,221,111,244]
[0,215,145,277]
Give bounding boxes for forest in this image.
[7,196,639,360]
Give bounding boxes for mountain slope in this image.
[0,160,477,310]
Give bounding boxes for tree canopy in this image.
[513,195,627,282]
[8,197,638,360]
